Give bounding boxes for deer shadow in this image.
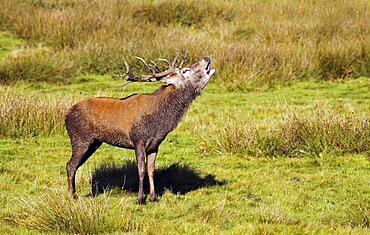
[91,161,226,196]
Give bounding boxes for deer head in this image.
[115,50,215,94]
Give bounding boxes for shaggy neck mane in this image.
[152,84,197,131]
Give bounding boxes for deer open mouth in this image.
[205,62,211,72]
[204,57,215,76]
[204,57,211,71]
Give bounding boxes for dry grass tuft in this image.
[341,199,370,228]
[256,205,299,225]
[6,188,121,234]
[203,111,369,157]
[0,87,73,138]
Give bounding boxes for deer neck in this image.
[152,84,196,127]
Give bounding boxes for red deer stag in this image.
[65,50,215,204]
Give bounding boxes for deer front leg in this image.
[147,151,157,202]
[135,146,146,205]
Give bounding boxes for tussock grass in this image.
[0,46,76,83]
[6,188,121,234]
[256,205,299,225]
[203,111,369,157]
[341,199,370,228]
[0,0,369,85]
[0,87,73,138]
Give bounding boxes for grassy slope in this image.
[1,76,369,234]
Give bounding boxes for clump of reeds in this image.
[6,188,121,234]
[0,87,73,138]
[341,199,369,228]
[203,111,369,157]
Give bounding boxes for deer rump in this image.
[65,51,215,204]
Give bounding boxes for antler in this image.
[179,51,188,68]
[115,49,188,88]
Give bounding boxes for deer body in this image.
[65,53,215,204]
[66,85,195,151]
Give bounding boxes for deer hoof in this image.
[149,196,158,203]
[137,197,146,205]
[69,192,78,200]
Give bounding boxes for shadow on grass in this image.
[91,161,225,196]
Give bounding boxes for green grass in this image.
[1,137,369,234]
[1,76,369,234]
[0,32,23,59]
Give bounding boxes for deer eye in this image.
[181,68,190,75]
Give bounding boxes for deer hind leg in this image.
[66,139,102,198]
[147,151,158,202]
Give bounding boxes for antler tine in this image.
[135,56,153,75]
[171,49,181,68]
[122,60,142,81]
[158,58,171,67]
[115,60,145,87]
[124,61,130,72]
[113,60,131,78]
[179,51,188,68]
[150,60,161,73]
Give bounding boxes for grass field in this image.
[1,77,369,234]
[0,0,369,234]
